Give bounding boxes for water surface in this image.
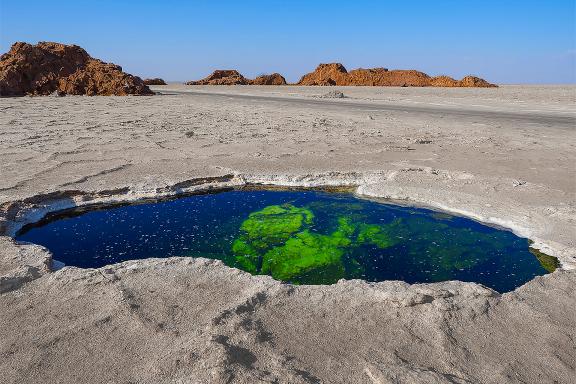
[16,190,553,292]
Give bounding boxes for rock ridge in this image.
[186,70,287,86]
[251,73,287,85]
[298,63,497,87]
[186,64,495,87]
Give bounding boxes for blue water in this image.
[16,190,551,292]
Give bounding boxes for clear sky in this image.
[1,0,574,84]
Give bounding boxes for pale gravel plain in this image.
[0,85,575,383]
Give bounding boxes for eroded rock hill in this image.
[252,73,287,85]
[298,63,349,85]
[0,42,154,96]
[186,70,251,85]
[187,70,287,85]
[143,78,167,85]
[298,63,497,87]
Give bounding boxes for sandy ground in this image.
[0,85,575,383]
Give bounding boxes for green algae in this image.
[230,239,260,273]
[229,204,315,272]
[240,204,313,248]
[229,203,398,284]
[229,202,497,284]
[261,230,347,283]
[528,242,560,273]
[228,201,559,286]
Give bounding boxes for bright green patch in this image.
[240,204,313,248]
[261,230,347,283]
[229,203,397,283]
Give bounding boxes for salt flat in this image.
[1,85,575,383]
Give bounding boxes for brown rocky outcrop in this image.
[187,70,287,86]
[297,63,349,86]
[0,42,154,96]
[350,68,432,86]
[429,75,461,87]
[298,63,496,87]
[143,78,167,85]
[458,75,497,88]
[186,70,250,85]
[251,73,287,85]
[430,75,497,88]
[184,64,496,88]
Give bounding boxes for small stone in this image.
[319,90,346,99]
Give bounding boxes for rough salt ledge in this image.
[1,85,575,383]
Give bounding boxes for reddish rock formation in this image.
[186,70,250,85]
[430,75,497,88]
[298,63,496,87]
[429,75,460,87]
[0,42,153,96]
[184,64,496,88]
[187,70,288,86]
[349,68,432,87]
[251,73,287,85]
[143,78,167,85]
[298,63,349,86]
[458,75,497,88]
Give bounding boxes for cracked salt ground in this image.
[16,189,555,292]
[0,85,574,384]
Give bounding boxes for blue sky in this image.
[1,0,574,83]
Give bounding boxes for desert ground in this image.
[1,85,575,383]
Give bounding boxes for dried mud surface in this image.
[1,85,575,383]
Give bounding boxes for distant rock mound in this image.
[186,70,250,85]
[430,75,497,88]
[458,75,497,88]
[187,70,287,85]
[298,63,349,86]
[143,78,167,85]
[251,73,287,85]
[346,67,389,86]
[183,64,496,88]
[429,75,461,87]
[351,68,432,86]
[0,42,154,96]
[297,63,496,87]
